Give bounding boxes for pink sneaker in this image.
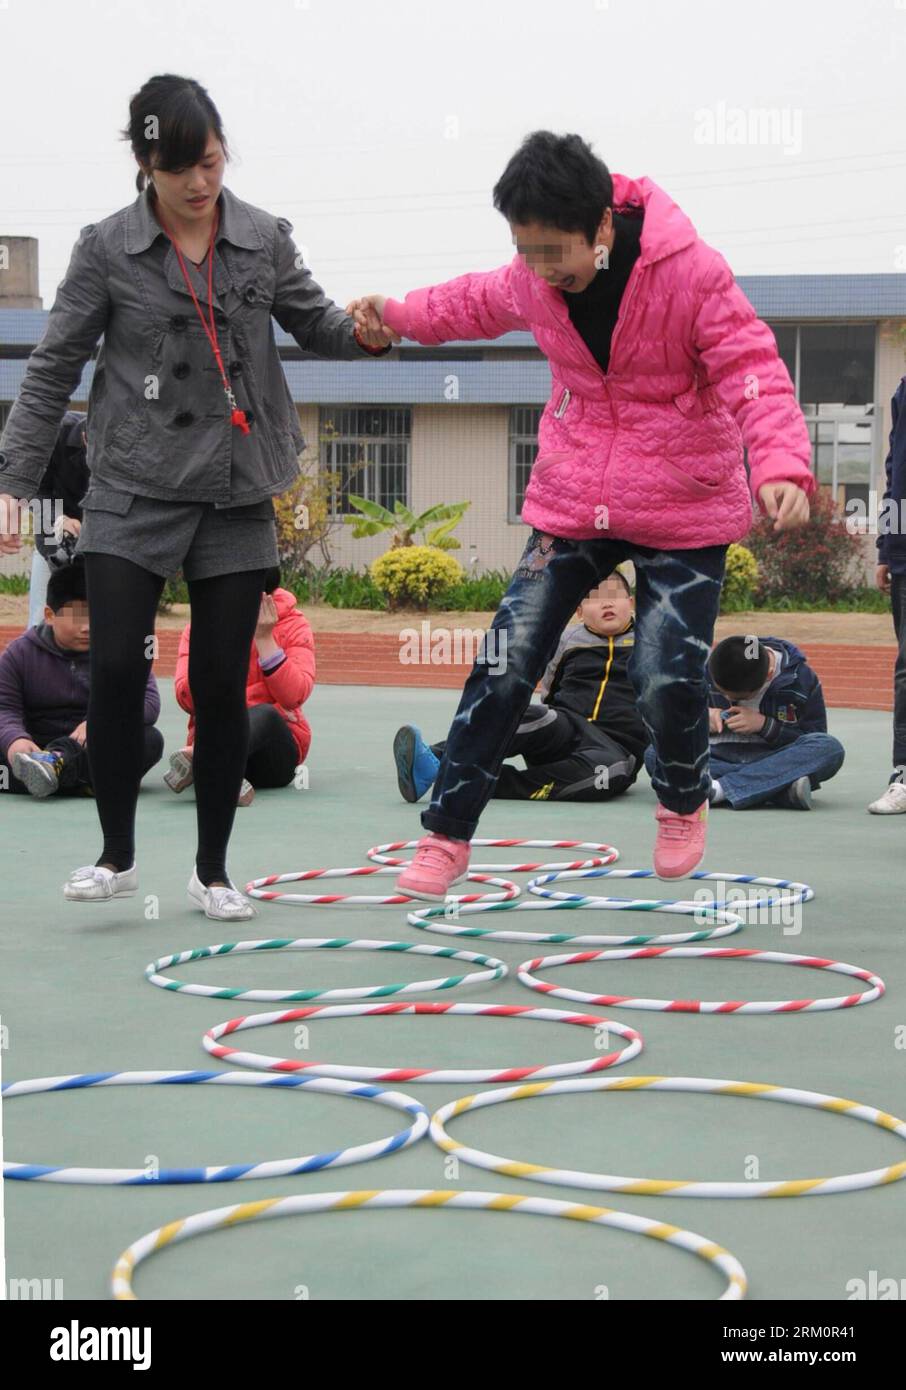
[396,832,471,901]
[653,799,708,879]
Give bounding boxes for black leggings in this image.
[84,553,268,884]
[246,704,299,788]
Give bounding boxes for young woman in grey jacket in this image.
[0,73,394,919]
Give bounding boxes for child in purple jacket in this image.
[0,562,163,798]
[350,131,814,896]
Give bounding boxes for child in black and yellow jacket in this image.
[393,572,648,803]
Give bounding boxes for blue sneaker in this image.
[393,725,440,803]
[12,748,65,798]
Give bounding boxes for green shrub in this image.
[158,575,189,612]
[320,568,387,610]
[747,490,864,606]
[0,573,31,596]
[752,588,889,613]
[370,545,464,609]
[434,569,511,611]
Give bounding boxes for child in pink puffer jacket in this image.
[351,131,813,892]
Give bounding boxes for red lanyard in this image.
[155,201,251,435]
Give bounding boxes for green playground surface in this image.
[1,683,904,1302]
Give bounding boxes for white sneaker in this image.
[163,748,194,793]
[63,863,138,901]
[187,868,257,921]
[867,781,906,814]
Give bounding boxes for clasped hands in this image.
[345,294,401,350]
[708,706,766,735]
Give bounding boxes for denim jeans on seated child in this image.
[421,528,727,841]
[644,731,845,809]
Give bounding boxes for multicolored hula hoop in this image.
[429,1074,906,1198]
[407,894,745,949]
[1,1070,428,1185]
[244,840,821,956]
[202,1000,644,1084]
[527,867,814,911]
[516,945,885,1014]
[243,864,520,907]
[110,1187,747,1301]
[144,937,507,1003]
[366,838,619,871]
[242,841,620,908]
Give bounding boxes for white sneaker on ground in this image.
[867,781,906,814]
[63,863,138,901]
[187,868,257,921]
[164,749,194,793]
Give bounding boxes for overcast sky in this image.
[2,0,905,308]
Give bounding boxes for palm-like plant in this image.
[344,497,471,550]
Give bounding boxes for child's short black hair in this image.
[263,566,281,595]
[709,636,770,693]
[493,131,613,246]
[46,562,87,613]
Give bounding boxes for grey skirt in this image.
[73,484,279,582]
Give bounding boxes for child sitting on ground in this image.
[166,567,315,805]
[0,561,163,797]
[645,633,843,810]
[394,572,648,804]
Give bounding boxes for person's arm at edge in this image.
[173,625,194,714]
[0,225,109,501]
[380,258,528,344]
[0,645,31,760]
[259,611,316,708]
[272,217,393,360]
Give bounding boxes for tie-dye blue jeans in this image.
[421,528,728,840]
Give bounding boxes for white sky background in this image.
[1,0,905,308]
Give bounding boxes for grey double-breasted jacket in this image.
[0,183,385,508]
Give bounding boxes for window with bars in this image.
[763,322,876,504]
[508,405,542,522]
[320,407,411,516]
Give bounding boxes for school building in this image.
[1,228,904,579]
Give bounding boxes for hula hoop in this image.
[527,867,814,912]
[407,895,745,949]
[242,841,620,908]
[202,1000,644,1084]
[243,865,520,907]
[366,838,620,872]
[516,945,885,1014]
[244,839,820,954]
[429,1074,906,1198]
[110,1187,748,1301]
[1,1070,428,1185]
[145,937,507,1003]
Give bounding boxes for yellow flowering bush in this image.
[370,545,464,610]
[721,543,759,611]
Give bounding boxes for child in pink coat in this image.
[351,131,813,895]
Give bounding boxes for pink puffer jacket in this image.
[381,173,815,549]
